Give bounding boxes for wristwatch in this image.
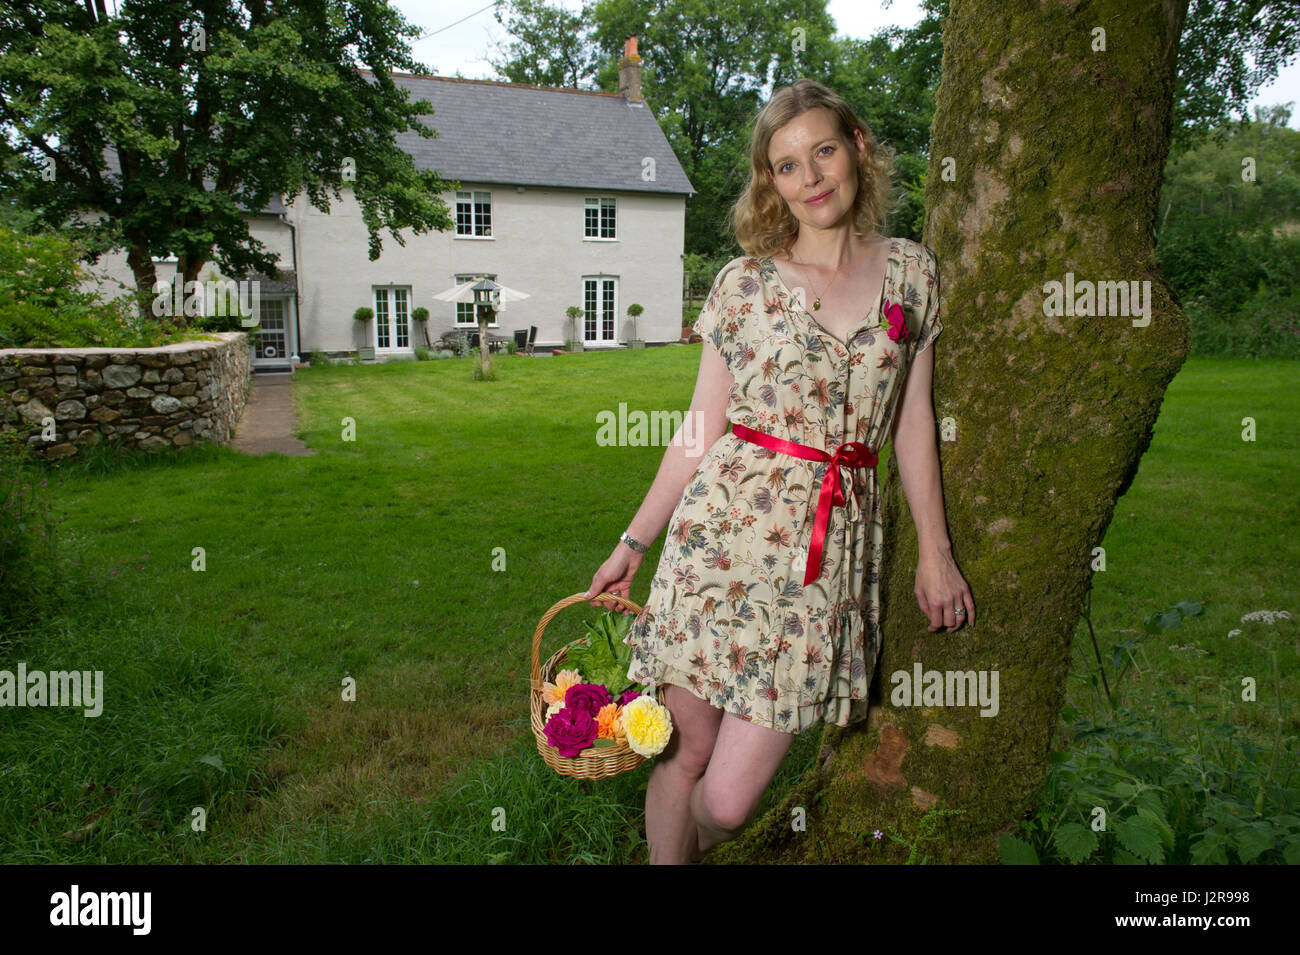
[620,530,650,554]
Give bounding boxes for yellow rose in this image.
[621,695,672,757]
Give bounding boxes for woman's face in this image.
[765,106,866,233]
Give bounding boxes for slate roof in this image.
[245,269,296,293]
[99,70,693,213]
[379,72,695,197]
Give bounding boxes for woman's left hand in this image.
[915,549,974,632]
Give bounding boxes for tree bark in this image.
[478,310,493,377]
[125,241,158,322]
[717,0,1191,864]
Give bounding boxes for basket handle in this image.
[530,592,644,693]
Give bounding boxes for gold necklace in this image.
[791,247,851,311]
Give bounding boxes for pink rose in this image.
[883,302,909,343]
[618,688,644,707]
[545,706,599,758]
[565,682,613,718]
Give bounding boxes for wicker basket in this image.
[530,591,667,779]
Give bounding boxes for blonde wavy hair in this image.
[729,79,897,258]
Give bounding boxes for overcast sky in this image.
[394,0,1299,128]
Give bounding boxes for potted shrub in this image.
[412,305,431,346]
[354,306,373,349]
[626,303,645,348]
[565,306,584,352]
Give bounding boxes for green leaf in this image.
[1172,600,1203,617]
[1111,780,1139,799]
[1115,816,1164,863]
[1112,848,1144,864]
[1283,839,1300,865]
[1136,805,1176,852]
[998,834,1039,865]
[566,610,636,697]
[1152,610,1183,631]
[1050,822,1099,864]
[591,737,615,749]
[196,753,226,772]
[1190,830,1229,865]
[1230,825,1274,863]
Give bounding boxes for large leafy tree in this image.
[0,0,457,318]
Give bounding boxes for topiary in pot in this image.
[626,303,644,347]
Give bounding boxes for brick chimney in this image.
[618,34,644,104]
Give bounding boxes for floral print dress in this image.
[624,236,943,735]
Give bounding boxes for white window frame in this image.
[373,285,412,353]
[253,295,290,363]
[454,190,493,238]
[584,197,617,240]
[582,276,618,343]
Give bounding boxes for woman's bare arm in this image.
[891,345,951,559]
[623,341,733,548]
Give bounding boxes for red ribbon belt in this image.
[730,423,877,587]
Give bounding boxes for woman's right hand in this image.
[583,544,643,615]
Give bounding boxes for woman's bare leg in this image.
[645,683,725,865]
[690,712,796,854]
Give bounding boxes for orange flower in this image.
[596,702,620,739]
[541,668,582,706]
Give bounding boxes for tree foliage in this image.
[0,0,458,315]
[488,0,1298,270]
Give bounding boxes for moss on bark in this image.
[720,0,1192,865]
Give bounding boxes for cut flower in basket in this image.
[541,668,582,707]
[564,682,612,717]
[596,702,625,740]
[545,703,599,758]
[539,610,668,762]
[545,679,610,723]
[621,694,673,758]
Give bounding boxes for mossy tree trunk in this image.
[717,0,1192,864]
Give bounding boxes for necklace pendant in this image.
[812,298,821,311]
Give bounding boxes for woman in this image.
[584,79,974,865]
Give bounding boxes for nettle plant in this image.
[1003,594,1299,864]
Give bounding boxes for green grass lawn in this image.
[0,350,1295,863]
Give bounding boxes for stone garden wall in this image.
[0,332,252,460]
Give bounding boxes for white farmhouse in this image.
[86,37,693,372]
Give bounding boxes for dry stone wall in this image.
[0,332,252,460]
